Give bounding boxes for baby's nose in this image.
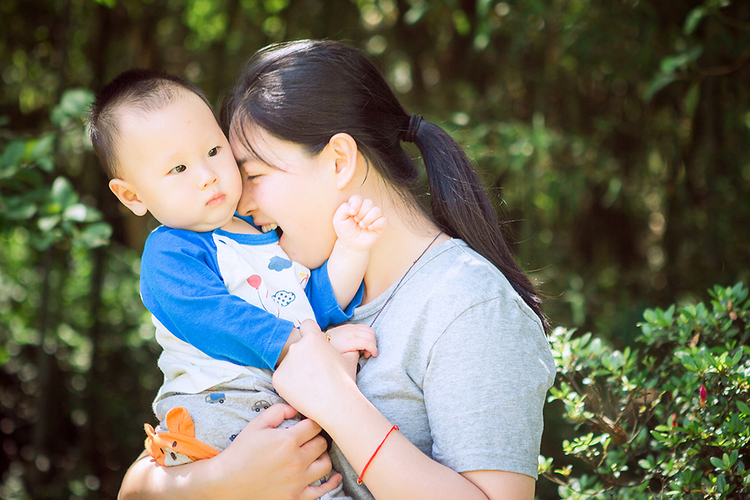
[199,166,219,188]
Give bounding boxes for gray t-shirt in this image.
[331,239,556,499]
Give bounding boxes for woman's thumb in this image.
[298,319,322,338]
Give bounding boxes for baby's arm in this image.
[327,195,387,308]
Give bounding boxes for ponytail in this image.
[408,118,550,333]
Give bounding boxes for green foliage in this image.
[0,89,156,499]
[1,0,749,497]
[542,283,750,499]
[1,89,111,251]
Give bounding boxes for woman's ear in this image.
[326,133,359,191]
[109,178,148,216]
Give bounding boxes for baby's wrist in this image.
[335,239,372,258]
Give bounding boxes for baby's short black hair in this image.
[88,69,213,178]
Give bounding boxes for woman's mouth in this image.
[261,223,278,233]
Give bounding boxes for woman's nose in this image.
[237,183,257,215]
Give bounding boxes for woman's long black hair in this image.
[222,39,549,333]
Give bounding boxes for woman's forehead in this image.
[230,122,269,163]
[230,124,300,173]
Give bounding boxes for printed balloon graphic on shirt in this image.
[268,256,293,272]
[246,274,270,312]
[246,275,261,289]
[272,290,296,307]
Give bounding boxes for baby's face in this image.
[114,91,241,232]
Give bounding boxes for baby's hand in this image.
[332,195,387,253]
[326,323,378,360]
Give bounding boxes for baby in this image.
[88,69,384,497]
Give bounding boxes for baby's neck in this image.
[220,216,262,235]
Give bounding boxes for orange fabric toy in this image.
[144,406,220,466]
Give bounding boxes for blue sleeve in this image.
[307,260,363,329]
[140,228,292,371]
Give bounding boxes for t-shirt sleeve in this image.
[423,295,555,478]
[140,229,293,371]
[307,261,363,329]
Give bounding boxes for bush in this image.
[541,283,750,499]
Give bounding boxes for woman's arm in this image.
[118,404,340,500]
[272,329,536,500]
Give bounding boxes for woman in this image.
[119,39,555,500]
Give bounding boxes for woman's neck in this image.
[361,203,449,304]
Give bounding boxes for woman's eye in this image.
[208,147,219,157]
[170,165,187,174]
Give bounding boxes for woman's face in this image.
[230,124,343,269]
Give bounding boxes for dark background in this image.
[1,0,748,498]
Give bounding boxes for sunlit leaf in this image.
[684,6,707,35]
[49,177,78,208]
[77,222,112,248]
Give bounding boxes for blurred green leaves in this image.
[0,88,110,251]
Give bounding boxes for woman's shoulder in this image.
[409,239,544,328]
[416,239,518,299]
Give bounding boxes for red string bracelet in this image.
[356,425,399,485]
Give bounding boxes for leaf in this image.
[2,200,37,221]
[38,214,61,232]
[684,6,708,35]
[27,134,55,162]
[77,222,112,248]
[50,89,95,127]
[49,177,78,208]
[737,400,750,416]
[0,140,26,178]
[660,46,704,73]
[63,203,90,222]
[452,10,471,36]
[404,5,425,25]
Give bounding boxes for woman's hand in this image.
[118,403,339,500]
[273,322,360,427]
[219,403,342,500]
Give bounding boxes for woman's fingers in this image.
[301,473,342,500]
[250,402,301,429]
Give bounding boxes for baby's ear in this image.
[108,178,147,216]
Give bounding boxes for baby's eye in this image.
[170,165,187,174]
[208,147,219,157]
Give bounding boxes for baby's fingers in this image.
[360,212,387,234]
[346,195,364,215]
[332,201,352,224]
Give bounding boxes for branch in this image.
[699,43,750,77]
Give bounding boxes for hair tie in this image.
[403,114,422,143]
